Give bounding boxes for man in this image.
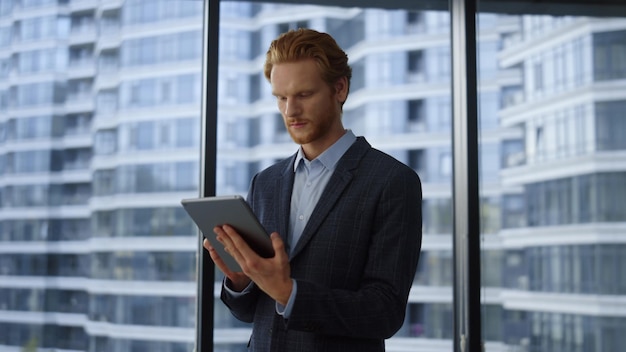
[205,28,422,351]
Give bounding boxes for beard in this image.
[286,112,339,146]
[285,93,341,146]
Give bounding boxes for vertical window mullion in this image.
[450,0,482,351]
[198,0,219,352]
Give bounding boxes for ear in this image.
[334,76,348,104]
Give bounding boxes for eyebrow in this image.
[272,88,315,97]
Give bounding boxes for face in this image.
[270,59,348,159]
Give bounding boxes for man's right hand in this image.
[203,238,251,291]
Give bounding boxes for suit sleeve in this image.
[219,175,262,323]
[220,280,261,323]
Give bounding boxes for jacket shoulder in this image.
[256,155,293,179]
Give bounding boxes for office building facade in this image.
[0,1,201,351]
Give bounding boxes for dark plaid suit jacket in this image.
[221,137,422,352]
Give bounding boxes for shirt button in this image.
[299,215,304,221]
[306,182,312,187]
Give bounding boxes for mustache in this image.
[286,119,307,124]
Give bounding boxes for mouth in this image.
[289,120,307,128]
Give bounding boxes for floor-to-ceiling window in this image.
[477,6,626,352]
[0,1,203,351]
[212,2,454,351]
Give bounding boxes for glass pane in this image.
[478,8,626,352]
[215,2,453,351]
[0,1,203,351]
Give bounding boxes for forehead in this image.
[270,59,325,94]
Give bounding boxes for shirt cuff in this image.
[276,279,297,319]
[223,277,254,296]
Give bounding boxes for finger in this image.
[214,226,238,256]
[203,238,212,251]
[270,232,288,260]
[215,225,253,274]
[204,238,234,271]
[204,235,235,273]
[213,225,230,244]
[206,239,239,276]
[215,225,240,255]
[221,224,257,259]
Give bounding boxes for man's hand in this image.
[212,224,293,305]
[203,238,251,291]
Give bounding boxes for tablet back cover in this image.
[181,195,273,272]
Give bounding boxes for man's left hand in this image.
[215,224,293,305]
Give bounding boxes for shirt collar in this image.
[293,129,356,172]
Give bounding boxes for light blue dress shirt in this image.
[288,129,356,254]
[226,130,357,319]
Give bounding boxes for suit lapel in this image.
[277,154,296,246]
[290,137,371,258]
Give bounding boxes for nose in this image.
[284,97,301,117]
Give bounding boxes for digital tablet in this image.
[181,195,274,272]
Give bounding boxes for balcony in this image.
[96,28,121,52]
[501,90,525,109]
[407,120,427,133]
[98,0,124,12]
[504,151,526,168]
[69,24,97,45]
[95,70,119,91]
[407,71,427,84]
[67,58,96,79]
[69,0,98,13]
[65,92,95,114]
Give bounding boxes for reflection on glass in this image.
[0,1,202,351]
[479,11,626,352]
[216,2,453,351]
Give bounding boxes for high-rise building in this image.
[494,15,626,351]
[0,1,202,351]
[1,1,624,352]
